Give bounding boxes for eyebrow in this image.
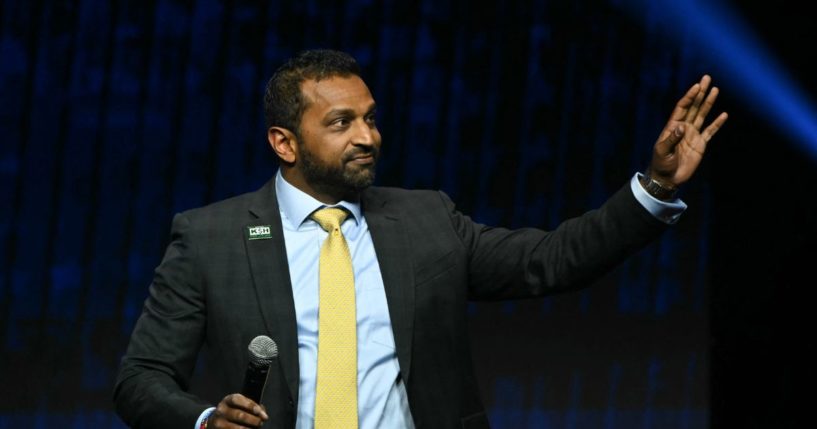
[323,103,377,121]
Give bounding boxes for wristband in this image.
[199,409,214,429]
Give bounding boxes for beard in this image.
[299,143,379,201]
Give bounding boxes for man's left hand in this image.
[648,74,728,188]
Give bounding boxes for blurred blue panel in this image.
[622,0,817,159]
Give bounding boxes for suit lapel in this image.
[244,180,300,404]
[363,189,416,383]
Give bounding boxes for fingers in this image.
[693,86,720,129]
[656,124,686,156]
[670,75,719,126]
[211,394,269,428]
[665,75,723,143]
[701,111,729,142]
[668,83,700,122]
[684,75,711,122]
[224,394,268,421]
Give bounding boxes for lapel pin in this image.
[246,225,272,240]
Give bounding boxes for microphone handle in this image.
[242,360,272,403]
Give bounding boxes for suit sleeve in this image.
[442,183,670,300]
[113,212,211,428]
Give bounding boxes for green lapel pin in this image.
[246,225,272,240]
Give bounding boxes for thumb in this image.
[656,125,685,156]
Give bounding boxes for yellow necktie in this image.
[311,207,358,428]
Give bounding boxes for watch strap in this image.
[639,174,678,200]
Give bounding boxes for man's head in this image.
[264,50,361,137]
[265,49,381,204]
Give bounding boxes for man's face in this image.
[294,75,380,201]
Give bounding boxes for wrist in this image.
[639,172,678,201]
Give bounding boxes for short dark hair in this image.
[263,49,361,136]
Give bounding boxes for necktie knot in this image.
[311,207,349,233]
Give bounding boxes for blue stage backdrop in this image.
[1,1,715,427]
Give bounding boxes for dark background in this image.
[1,0,814,427]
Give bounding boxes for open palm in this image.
[649,75,728,187]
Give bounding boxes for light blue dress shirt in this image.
[195,171,685,429]
[274,171,414,429]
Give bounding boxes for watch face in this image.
[654,184,675,199]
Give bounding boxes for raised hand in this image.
[647,75,728,189]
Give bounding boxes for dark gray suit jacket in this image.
[113,179,668,428]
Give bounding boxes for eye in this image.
[365,113,377,125]
[331,117,350,128]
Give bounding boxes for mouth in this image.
[345,148,378,165]
[348,154,375,164]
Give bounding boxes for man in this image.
[114,49,727,428]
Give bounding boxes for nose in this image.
[351,119,376,147]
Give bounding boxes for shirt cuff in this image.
[194,407,216,429]
[630,173,687,224]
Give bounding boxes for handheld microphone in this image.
[242,335,278,403]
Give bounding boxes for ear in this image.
[268,126,298,164]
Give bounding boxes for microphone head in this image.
[247,335,278,366]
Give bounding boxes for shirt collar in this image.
[275,169,362,229]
